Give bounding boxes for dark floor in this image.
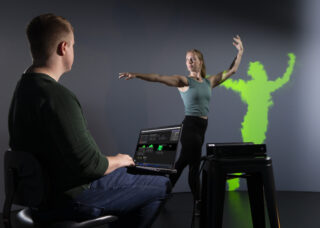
[1,191,320,228]
[153,191,320,228]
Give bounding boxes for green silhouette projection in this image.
[220,53,296,191]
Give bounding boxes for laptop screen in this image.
[134,125,182,169]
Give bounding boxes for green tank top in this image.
[179,77,212,116]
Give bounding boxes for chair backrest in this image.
[4,149,46,207]
[3,149,118,228]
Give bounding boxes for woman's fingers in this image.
[119,72,133,80]
[118,72,125,78]
[232,35,243,51]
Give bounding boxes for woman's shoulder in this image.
[204,77,211,86]
[177,76,190,92]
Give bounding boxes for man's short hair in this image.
[26,13,73,60]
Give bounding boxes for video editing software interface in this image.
[134,126,181,168]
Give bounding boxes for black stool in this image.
[200,157,280,228]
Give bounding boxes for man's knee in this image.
[164,176,172,194]
[153,175,172,197]
[160,176,172,193]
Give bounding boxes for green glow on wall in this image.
[220,53,296,191]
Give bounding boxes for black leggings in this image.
[170,116,208,201]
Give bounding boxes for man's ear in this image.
[57,41,67,56]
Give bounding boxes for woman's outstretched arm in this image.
[119,73,188,87]
[207,35,244,88]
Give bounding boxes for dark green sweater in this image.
[8,73,108,199]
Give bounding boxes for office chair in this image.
[3,149,117,228]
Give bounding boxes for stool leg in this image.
[262,166,280,228]
[247,173,266,228]
[201,168,209,228]
[201,162,226,228]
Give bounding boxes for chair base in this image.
[9,208,117,228]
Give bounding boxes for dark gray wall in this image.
[1,0,319,211]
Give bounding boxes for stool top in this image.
[207,156,272,165]
[204,156,273,173]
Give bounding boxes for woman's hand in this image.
[119,72,136,80]
[233,35,244,55]
[208,35,244,88]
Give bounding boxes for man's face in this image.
[64,32,74,72]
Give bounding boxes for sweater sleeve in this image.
[43,86,108,181]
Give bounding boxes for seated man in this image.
[8,13,170,228]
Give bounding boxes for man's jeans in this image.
[75,168,171,227]
[33,168,171,228]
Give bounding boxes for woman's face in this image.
[186,52,202,73]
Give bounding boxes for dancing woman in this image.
[119,35,243,215]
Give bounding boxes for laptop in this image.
[127,124,182,175]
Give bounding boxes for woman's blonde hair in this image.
[187,49,206,78]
